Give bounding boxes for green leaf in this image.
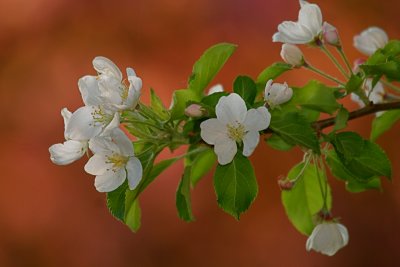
[331,131,365,162]
[270,111,320,153]
[106,182,128,221]
[188,43,237,94]
[189,148,217,187]
[176,167,195,222]
[214,154,258,219]
[266,134,294,151]
[256,62,292,92]
[233,76,257,105]
[345,74,363,94]
[150,88,170,121]
[333,106,349,131]
[292,80,340,114]
[170,89,202,119]
[124,193,141,232]
[325,149,381,193]
[370,110,400,141]
[282,162,332,235]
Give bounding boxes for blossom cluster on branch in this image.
[49,0,400,257]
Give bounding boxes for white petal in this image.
[243,106,271,132]
[49,140,87,165]
[94,168,126,193]
[93,56,122,81]
[208,84,224,95]
[273,21,314,44]
[111,128,134,156]
[126,157,143,190]
[100,112,120,137]
[84,154,111,175]
[89,136,118,155]
[125,69,142,109]
[354,27,388,56]
[97,75,124,107]
[61,108,72,139]
[242,131,260,157]
[214,137,237,165]
[306,223,349,256]
[216,93,247,125]
[298,1,322,36]
[65,106,103,140]
[200,118,228,145]
[337,223,349,246]
[78,75,103,106]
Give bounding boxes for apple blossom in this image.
[351,79,385,116]
[200,93,271,165]
[49,108,88,165]
[280,44,304,67]
[353,27,388,56]
[185,104,205,117]
[306,222,349,256]
[264,79,293,107]
[84,128,143,192]
[322,22,340,46]
[272,1,323,44]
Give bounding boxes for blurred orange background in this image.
[1,0,400,266]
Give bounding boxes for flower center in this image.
[91,107,114,126]
[106,153,129,171]
[227,123,245,142]
[120,80,129,102]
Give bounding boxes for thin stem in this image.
[304,64,345,86]
[337,47,354,75]
[320,45,349,78]
[313,155,328,211]
[381,79,400,93]
[318,156,329,211]
[291,152,312,183]
[127,119,164,131]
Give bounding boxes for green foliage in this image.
[282,162,332,235]
[214,154,258,220]
[233,76,257,106]
[370,110,400,141]
[170,89,201,119]
[266,134,294,151]
[150,88,170,121]
[106,182,128,221]
[176,167,195,221]
[187,147,217,187]
[345,74,363,94]
[333,106,349,131]
[292,80,340,114]
[188,43,237,94]
[325,150,381,193]
[124,194,141,232]
[330,132,392,180]
[256,62,292,93]
[270,111,320,153]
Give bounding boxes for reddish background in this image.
[1,0,400,266]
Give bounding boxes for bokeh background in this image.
[1,0,400,266]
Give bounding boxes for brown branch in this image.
[312,101,400,131]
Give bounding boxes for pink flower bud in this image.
[280,44,304,67]
[322,22,340,46]
[352,58,366,73]
[184,104,204,117]
[277,175,294,190]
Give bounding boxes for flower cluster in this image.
[49,57,143,192]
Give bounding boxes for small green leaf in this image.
[188,43,237,94]
[124,193,141,232]
[345,74,363,94]
[189,148,217,187]
[233,75,257,105]
[331,131,365,162]
[214,154,258,219]
[106,182,128,221]
[266,134,294,151]
[370,110,400,141]
[270,111,320,153]
[150,88,170,121]
[333,106,349,131]
[176,167,195,222]
[282,163,332,235]
[325,149,381,192]
[256,62,292,92]
[292,80,340,114]
[170,89,201,119]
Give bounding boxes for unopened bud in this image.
[322,22,340,47]
[352,58,366,73]
[277,175,294,191]
[184,104,204,117]
[280,44,304,67]
[353,27,388,56]
[264,79,293,107]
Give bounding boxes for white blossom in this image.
[264,79,293,107]
[353,27,388,56]
[200,93,271,165]
[208,84,224,95]
[273,0,323,44]
[351,79,385,116]
[84,128,143,192]
[49,108,88,165]
[280,44,304,67]
[306,222,349,256]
